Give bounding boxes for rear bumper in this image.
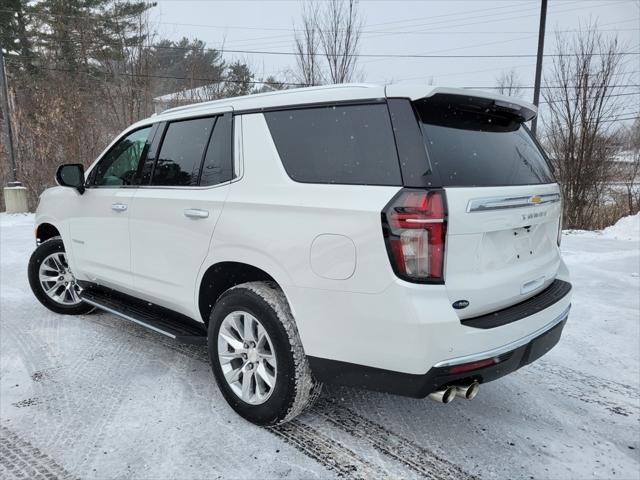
[289,258,572,377]
[309,304,569,397]
[460,279,571,329]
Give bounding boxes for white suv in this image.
[28,84,572,425]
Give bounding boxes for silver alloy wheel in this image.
[38,252,82,306]
[217,311,278,405]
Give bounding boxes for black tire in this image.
[28,237,94,315]
[208,281,321,425]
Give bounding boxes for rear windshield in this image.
[264,103,402,186]
[415,96,554,187]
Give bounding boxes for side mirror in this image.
[56,164,85,194]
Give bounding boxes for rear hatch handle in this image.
[521,276,546,295]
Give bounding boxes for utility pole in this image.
[0,48,18,185]
[1,47,28,213]
[531,0,548,137]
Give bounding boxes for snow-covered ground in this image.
[1,213,639,480]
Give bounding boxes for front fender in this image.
[35,187,78,271]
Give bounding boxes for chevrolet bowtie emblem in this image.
[530,195,542,204]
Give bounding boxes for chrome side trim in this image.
[81,298,177,339]
[405,218,444,224]
[467,193,560,212]
[85,179,234,191]
[433,304,570,368]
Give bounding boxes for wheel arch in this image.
[198,260,291,326]
[36,222,61,244]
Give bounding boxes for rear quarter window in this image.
[264,103,402,186]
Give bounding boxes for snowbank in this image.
[0,213,34,228]
[563,213,640,241]
[602,213,640,241]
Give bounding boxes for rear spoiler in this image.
[385,85,537,122]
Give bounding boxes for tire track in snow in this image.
[127,330,389,479]
[312,398,479,480]
[76,313,254,477]
[1,315,78,451]
[523,362,639,417]
[84,315,477,479]
[269,420,389,479]
[41,313,160,474]
[0,426,78,480]
[108,325,395,478]
[533,361,639,396]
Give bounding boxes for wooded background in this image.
[0,0,638,229]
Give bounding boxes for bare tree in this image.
[293,1,322,86]
[495,68,522,97]
[317,0,362,84]
[99,9,155,131]
[616,119,640,215]
[541,25,625,229]
[293,0,363,86]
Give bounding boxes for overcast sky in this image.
[151,0,639,107]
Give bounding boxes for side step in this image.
[80,286,207,345]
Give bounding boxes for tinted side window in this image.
[89,127,151,186]
[264,104,401,186]
[200,114,233,186]
[152,117,215,186]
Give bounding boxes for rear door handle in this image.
[184,208,209,219]
[111,203,127,212]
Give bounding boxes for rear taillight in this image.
[382,189,447,283]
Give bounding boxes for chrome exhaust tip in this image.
[455,382,480,400]
[428,386,457,404]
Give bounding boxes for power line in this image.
[1,2,634,66]
[352,0,550,29]
[3,36,638,59]
[1,0,635,59]
[393,51,640,83]
[356,0,629,43]
[110,48,640,59]
[590,113,640,125]
[243,17,637,51]
[356,5,634,66]
[358,33,538,67]
[146,0,631,50]
[2,62,308,87]
[3,62,638,124]
[0,2,552,33]
[0,0,583,34]
[601,115,639,123]
[539,91,640,105]
[390,65,639,84]
[1,2,633,38]
[7,59,640,93]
